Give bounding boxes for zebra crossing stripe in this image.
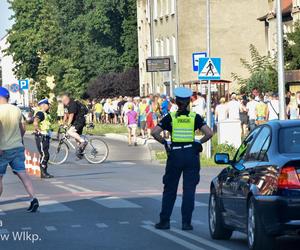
[39,200,72,213]
[171,228,232,250]
[141,225,205,250]
[96,223,108,228]
[152,196,208,207]
[45,226,57,232]
[91,196,141,208]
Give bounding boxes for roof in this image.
[267,119,300,128]
[258,0,293,21]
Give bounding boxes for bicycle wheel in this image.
[49,140,69,165]
[84,138,109,164]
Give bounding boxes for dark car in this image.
[209,120,300,250]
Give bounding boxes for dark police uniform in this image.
[157,88,206,229]
[34,99,53,178]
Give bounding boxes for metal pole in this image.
[149,0,155,94]
[206,0,212,158]
[276,0,286,120]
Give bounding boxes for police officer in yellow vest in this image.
[151,87,213,231]
[33,99,54,179]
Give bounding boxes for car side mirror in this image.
[214,153,231,165]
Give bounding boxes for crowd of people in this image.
[75,88,298,142]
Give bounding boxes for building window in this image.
[159,0,164,18]
[165,0,169,15]
[146,0,150,21]
[170,0,176,15]
[153,0,158,20]
[172,35,176,62]
[160,39,164,56]
[155,39,160,56]
[166,37,170,56]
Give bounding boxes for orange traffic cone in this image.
[27,151,33,175]
[35,155,41,177]
[32,153,39,176]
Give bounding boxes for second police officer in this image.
[151,87,213,231]
[33,99,54,179]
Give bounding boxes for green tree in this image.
[6,0,139,99]
[285,22,300,70]
[232,44,278,93]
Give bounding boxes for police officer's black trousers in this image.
[35,135,50,167]
[160,146,200,224]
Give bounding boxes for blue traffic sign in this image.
[192,52,207,72]
[19,79,29,90]
[10,83,20,93]
[198,57,221,80]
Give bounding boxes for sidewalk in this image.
[104,133,163,163]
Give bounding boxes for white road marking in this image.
[115,161,136,165]
[0,209,6,215]
[54,184,79,193]
[141,225,205,250]
[92,196,141,208]
[119,221,130,225]
[171,228,231,250]
[45,226,57,232]
[96,223,108,228]
[39,200,72,213]
[50,181,64,184]
[71,224,81,228]
[0,201,28,212]
[192,220,205,225]
[152,196,208,207]
[66,184,94,193]
[142,220,154,225]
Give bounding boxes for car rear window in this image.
[279,127,300,153]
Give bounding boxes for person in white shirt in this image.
[227,93,240,120]
[246,95,258,131]
[192,93,206,117]
[215,97,228,123]
[267,93,279,121]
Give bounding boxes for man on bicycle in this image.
[61,93,88,157]
[33,99,54,178]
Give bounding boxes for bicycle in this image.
[48,124,109,165]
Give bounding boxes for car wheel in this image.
[208,191,233,240]
[248,197,276,250]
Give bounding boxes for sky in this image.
[0,0,13,38]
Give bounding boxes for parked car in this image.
[209,120,300,250]
[19,106,34,124]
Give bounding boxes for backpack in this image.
[75,100,89,117]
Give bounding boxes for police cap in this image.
[174,87,193,99]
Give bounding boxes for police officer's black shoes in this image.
[155,221,170,230]
[40,166,54,179]
[27,198,39,213]
[182,223,193,231]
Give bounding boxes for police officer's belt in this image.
[172,144,193,150]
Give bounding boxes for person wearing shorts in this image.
[62,94,87,157]
[0,87,39,212]
[125,104,138,146]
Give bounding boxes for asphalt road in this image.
[0,135,299,250]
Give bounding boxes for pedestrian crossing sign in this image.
[198,57,221,80]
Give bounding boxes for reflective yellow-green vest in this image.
[170,112,196,143]
[35,110,51,135]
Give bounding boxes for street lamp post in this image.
[206,0,212,158]
[276,0,286,120]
